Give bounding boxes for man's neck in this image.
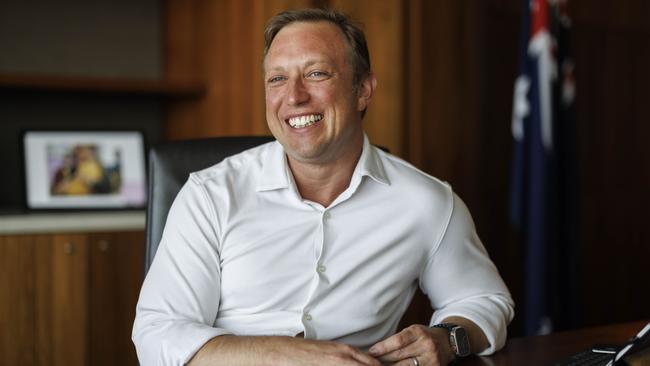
[287,144,363,208]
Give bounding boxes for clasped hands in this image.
[284,324,454,366]
[368,324,455,366]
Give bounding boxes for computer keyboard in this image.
[554,349,614,366]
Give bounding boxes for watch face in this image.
[451,327,471,357]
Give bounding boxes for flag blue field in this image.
[510,0,579,336]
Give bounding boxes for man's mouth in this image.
[286,114,323,129]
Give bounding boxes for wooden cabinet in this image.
[0,230,144,366]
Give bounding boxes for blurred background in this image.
[0,0,648,365]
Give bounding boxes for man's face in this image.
[264,21,373,165]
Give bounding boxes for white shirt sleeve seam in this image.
[422,186,455,272]
[190,173,221,250]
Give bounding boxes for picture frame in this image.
[23,131,147,210]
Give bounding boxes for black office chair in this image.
[144,136,274,273]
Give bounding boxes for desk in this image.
[460,320,648,366]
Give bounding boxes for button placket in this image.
[317,210,331,276]
[303,209,331,334]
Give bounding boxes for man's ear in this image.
[357,73,377,112]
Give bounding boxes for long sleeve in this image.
[132,176,231,365]
[420,193,514,355]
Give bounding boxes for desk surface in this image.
[460,320,648,366]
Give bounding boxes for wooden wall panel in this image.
[165,0,320,140]
[403,0,424,167]
[164,0,201,139]
[0,235,36,366]
[569,0,650,327]
[413,1,477,185]
[331,0,404,156]
[473,1,524,335]
[88,231,144,366]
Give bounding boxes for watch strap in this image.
[431,323,457,332]
[431,323,470,358]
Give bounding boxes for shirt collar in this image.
[256,141,292,192]
[255,134,390,193]
[354,134,390,186]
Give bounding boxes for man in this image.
[133,8,514,366]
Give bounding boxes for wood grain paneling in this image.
[568,0,650,327]
[332,0,404,156]
[164,0,201,139]
[473,1,523,335]
[50,234,88,366]
[88,231,144,366]
[34,235,53,366]
[0,235,36,366]
[404,0,424,167]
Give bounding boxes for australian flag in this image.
[510,0,579,336]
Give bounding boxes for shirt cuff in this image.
[429,296,513,355]
[134,320,233,365]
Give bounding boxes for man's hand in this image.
[369,317,489,366]
[189,335,382,366]
[368,325,454,366]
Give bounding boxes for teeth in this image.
[288,114,322,128]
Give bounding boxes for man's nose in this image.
[287,78,309,106]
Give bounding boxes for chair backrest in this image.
[144,136,274,273]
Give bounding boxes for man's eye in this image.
[307,71,329,79]
[267,76,286,84]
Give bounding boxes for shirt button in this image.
[317,265,327,273]
[323,212,331,220]
[303,313,312,321]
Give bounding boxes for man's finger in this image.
[332,342,381,366]
[375,340,421,363]
[350,350,382,366]
[391,358,425,366]
[368,328,417,357]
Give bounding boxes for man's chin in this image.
[283,145,332,165]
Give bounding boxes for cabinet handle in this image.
[63,242,75,255]
[97,239,110,252]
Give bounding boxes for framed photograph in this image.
[23,131,146,209]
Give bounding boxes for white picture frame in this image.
[23,131,146,209]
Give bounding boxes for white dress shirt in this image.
[132,135,514,365]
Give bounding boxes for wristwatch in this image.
[431,323,471,357]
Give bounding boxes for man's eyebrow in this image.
[265,66,286,74]
[303,59,331,67]
[265,59,333,74]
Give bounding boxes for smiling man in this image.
[133,8,514,366]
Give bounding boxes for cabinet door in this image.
[35,234,89,366]
[1,230,144,366]
[0,235,36,366]
[88,231,144,366]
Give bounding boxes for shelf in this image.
[0,73,205,98]
[0,210,146,235]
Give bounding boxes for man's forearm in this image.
[188,335,272,366]
[187,334,382,366]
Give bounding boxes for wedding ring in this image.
[410,356,420,366]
